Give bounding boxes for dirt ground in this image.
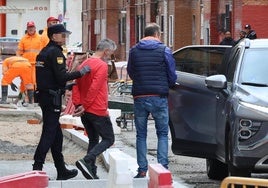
[0,112,87,165]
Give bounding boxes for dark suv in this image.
[168,39,268,180]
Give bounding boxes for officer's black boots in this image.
[27,89,34,104]
[32,161,43,171]
[0,86,8,104]
[55,162,78,180]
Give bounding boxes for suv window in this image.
[173,47,227,76]
[239,49,268,84]
[226,48,241,82]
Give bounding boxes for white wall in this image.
[5,0,82,46]
[64,0,82,46]
[6,0,50,38]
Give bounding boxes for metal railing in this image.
[221,176,268,188]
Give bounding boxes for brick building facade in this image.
[81,0,268,61]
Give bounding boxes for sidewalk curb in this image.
[62,129,189,188]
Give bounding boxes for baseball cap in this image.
[47,16,59,23]
[27,21,35,27]
[47,24,71,37]
[244,24,251,29]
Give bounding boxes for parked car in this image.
[0,37,19,60]
[168,39,268,180]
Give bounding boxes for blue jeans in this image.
[134,96,169,173]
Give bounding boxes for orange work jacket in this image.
[16,32,43,64]
[40,27,49,48]
[2,56,31,74]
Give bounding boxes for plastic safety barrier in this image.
[221,176,268,188]
[0,171,49,188]
[148,163,173,188]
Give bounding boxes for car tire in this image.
[227,131,251,177]
[206,159,228,180]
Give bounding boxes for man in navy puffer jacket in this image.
[127,22,177,178]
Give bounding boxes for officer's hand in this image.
[10,82,18,92]
[65,82,76,91]
[79,65,91,76]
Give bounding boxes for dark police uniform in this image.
[33,24,85,180]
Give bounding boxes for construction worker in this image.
[40,16,59,48]
[16,21,43,90]
[1,56,34,104]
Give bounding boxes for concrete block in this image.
[60,109,121,135]
[60,124,73,129]
[59,115,84,128]
[49,179,149,188]
[108,109,121,134]
[107,150,133,188]
[62,129,89,150]
[102,148,138,176]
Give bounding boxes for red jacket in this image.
[72,57,109,116]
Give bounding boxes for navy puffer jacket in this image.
[127,39,177,97]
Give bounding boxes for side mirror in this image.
[205,74,227,89]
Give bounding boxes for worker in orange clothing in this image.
[16,21,43,89]
[40,16,59,48]
[0,56,34,104]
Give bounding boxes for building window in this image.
[136,15,144,42]
[119,17,126,44]
[94,19,100,34]
[169,15,174,47]
[160,15,164,32]
[192,15,196,44]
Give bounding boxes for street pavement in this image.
[0,104,189,187]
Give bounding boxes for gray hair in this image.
[96,38,117,51]
[144,23,161,37]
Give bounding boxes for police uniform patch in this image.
[57,57,64,64]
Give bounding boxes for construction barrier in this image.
[148,163,173,188]
[0,171,49,188]
[107,150,133,188]
[221,176,268,188]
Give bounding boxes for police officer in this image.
[33,24,90,180]
[244,24,257,39]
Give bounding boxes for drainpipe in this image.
[63,0,66,27]
[0,0,6,37]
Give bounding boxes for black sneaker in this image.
[93,174,99,179]
[75,159,94,179]
[134,171,146,178]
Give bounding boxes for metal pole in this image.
[163,0,167,44]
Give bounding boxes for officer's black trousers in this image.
[33,92,64,164]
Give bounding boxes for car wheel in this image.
[206,159,228,180]
[227,131,251,177]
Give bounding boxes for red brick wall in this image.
[242,5,268,38]
[232,0,243,41]
[210,0,219,44]
[173,1,193,48]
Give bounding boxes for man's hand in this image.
[10,82,18,92]
[73,105,85,117]
[79,65,91,76]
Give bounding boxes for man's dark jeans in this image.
[81,112,115,165]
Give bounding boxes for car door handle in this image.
[216,95,220,99]
[170,82,180,90]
